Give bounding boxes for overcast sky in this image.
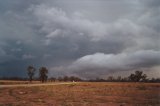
[0,0,160,78]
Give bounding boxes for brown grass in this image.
[0,82,160,106]
[0,80,40,85]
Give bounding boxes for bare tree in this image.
[39,67,48,83]
[27,65,36,82]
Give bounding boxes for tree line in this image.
[0,65,159,83]
[27,65,82,82]
[27,65,160,83]
[89,71,160,83]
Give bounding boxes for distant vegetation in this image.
[89,71,160,83]
[0,66,159,83]
[39,67,48,83]
[27,65,36,82]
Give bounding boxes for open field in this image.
[0,82,160,106]
[0,80,41,85]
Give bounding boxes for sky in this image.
[0,0,160,79]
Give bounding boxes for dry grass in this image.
[0,82,160,106]
[0,80,40,85]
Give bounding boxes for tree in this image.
[107,76,114,82]
[49,77,56,82]
[128,71,147,82]
[58,77,63,82]
[129,74,136,82]
[69,76,82,82]
[39,67,48,83]
[63,76,69,81]
[141,74,147,82]
[116,76,122,82]
[27,65,36,82]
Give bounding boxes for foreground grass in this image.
[0,82,160,106]
[0,80,40,85]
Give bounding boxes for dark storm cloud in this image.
[0,0,160,78]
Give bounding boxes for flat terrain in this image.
[0,80,39,85]
[0,82,74,88]
[0,82,160,106]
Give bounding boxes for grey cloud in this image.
[55,50,160,78]
[30,4,108,41]
[0,48,6,56]
[22,54,36,60]
[0,0,160,78]
[0,48,17,64]
[31,3,160,53]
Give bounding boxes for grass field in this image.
[0,82,160,106]
[0,80,40,85]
